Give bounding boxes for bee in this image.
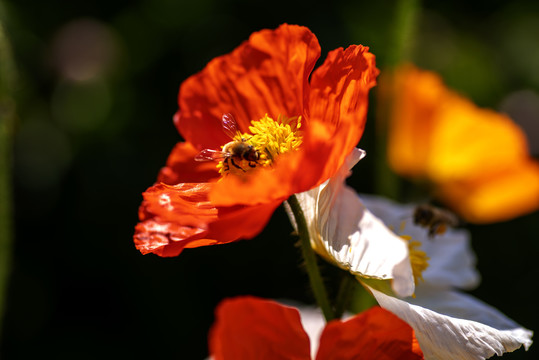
[195,113,260,172]
[413,204,460,237]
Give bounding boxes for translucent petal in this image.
[370,287,533,360]
[292,149,415,297]
[316,307,424,360]
[176,24,320,151]
[360,195,480,290]
[209,296,311,360]
[135,183,281,257]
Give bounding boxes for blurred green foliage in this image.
[0,1,16,343]
[1,0,537,358]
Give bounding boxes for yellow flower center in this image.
[218,114,302,176]
[400,235,430,285]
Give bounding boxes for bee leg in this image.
[230,158,246,172]
[248,161,256,168]
[223,158,230,171]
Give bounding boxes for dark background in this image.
[1,0,538,358]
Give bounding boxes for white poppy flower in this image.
[293,149,533,359]
[360,195,533,359]
[360,195,480,290]
[290,148,415,297]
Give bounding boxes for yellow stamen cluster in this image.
[249,114,302,166]
[217,114,302,176]
[400,235,430,285]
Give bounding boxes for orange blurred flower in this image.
[209,296,424,360]
[386,64,539,223]
[134,24,378,256]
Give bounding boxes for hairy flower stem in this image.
[287,195,335,322]
[334,272,356,319]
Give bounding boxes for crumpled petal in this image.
[316,306,424,360]
[360,195,480,290]
[135,183,281,256]
[209,296,311,360]
[291,148,415,297]
[176,24,320,151]
[369,287,533,360]
[308,44,379,185]
[157,141,220,184]
[209,43,379,208]
[134,24,379,256]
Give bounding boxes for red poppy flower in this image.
[209,296,424,360]
[134,24,378,256]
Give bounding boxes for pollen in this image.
[400,235,430,286]
[218,114,302,176]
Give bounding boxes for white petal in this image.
[293,149,415,297]
[417,230,480,290]
[297,305,325,358]
[370,286,533,360]
[360,195,480,290]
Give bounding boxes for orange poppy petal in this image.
[316,307,424,360]
[139,183,216,226]
[308,44,379,185]
[387,64,539,222]
[209,296,311,360]
[437,160,539,223]
[157,141,220,184]
[387,65,530,182]
[209,45,379,207]
[134,218,210,257]
[208,151,301,207]
[175,24,321,150]
[203,199,282,244]
[134,182,216,256]
[386,65,445,177]
[134,183,281,256]
[207,124,357,207]
[426,95,530,183]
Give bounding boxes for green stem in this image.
[375,0,421,199]
[349,280,378,314]
[387,0,421,68]
[287,195,335,322]
[0,3,16,341]
[333,272,355,319]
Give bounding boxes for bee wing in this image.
[195,149,228,162]
[222,113,240,139]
